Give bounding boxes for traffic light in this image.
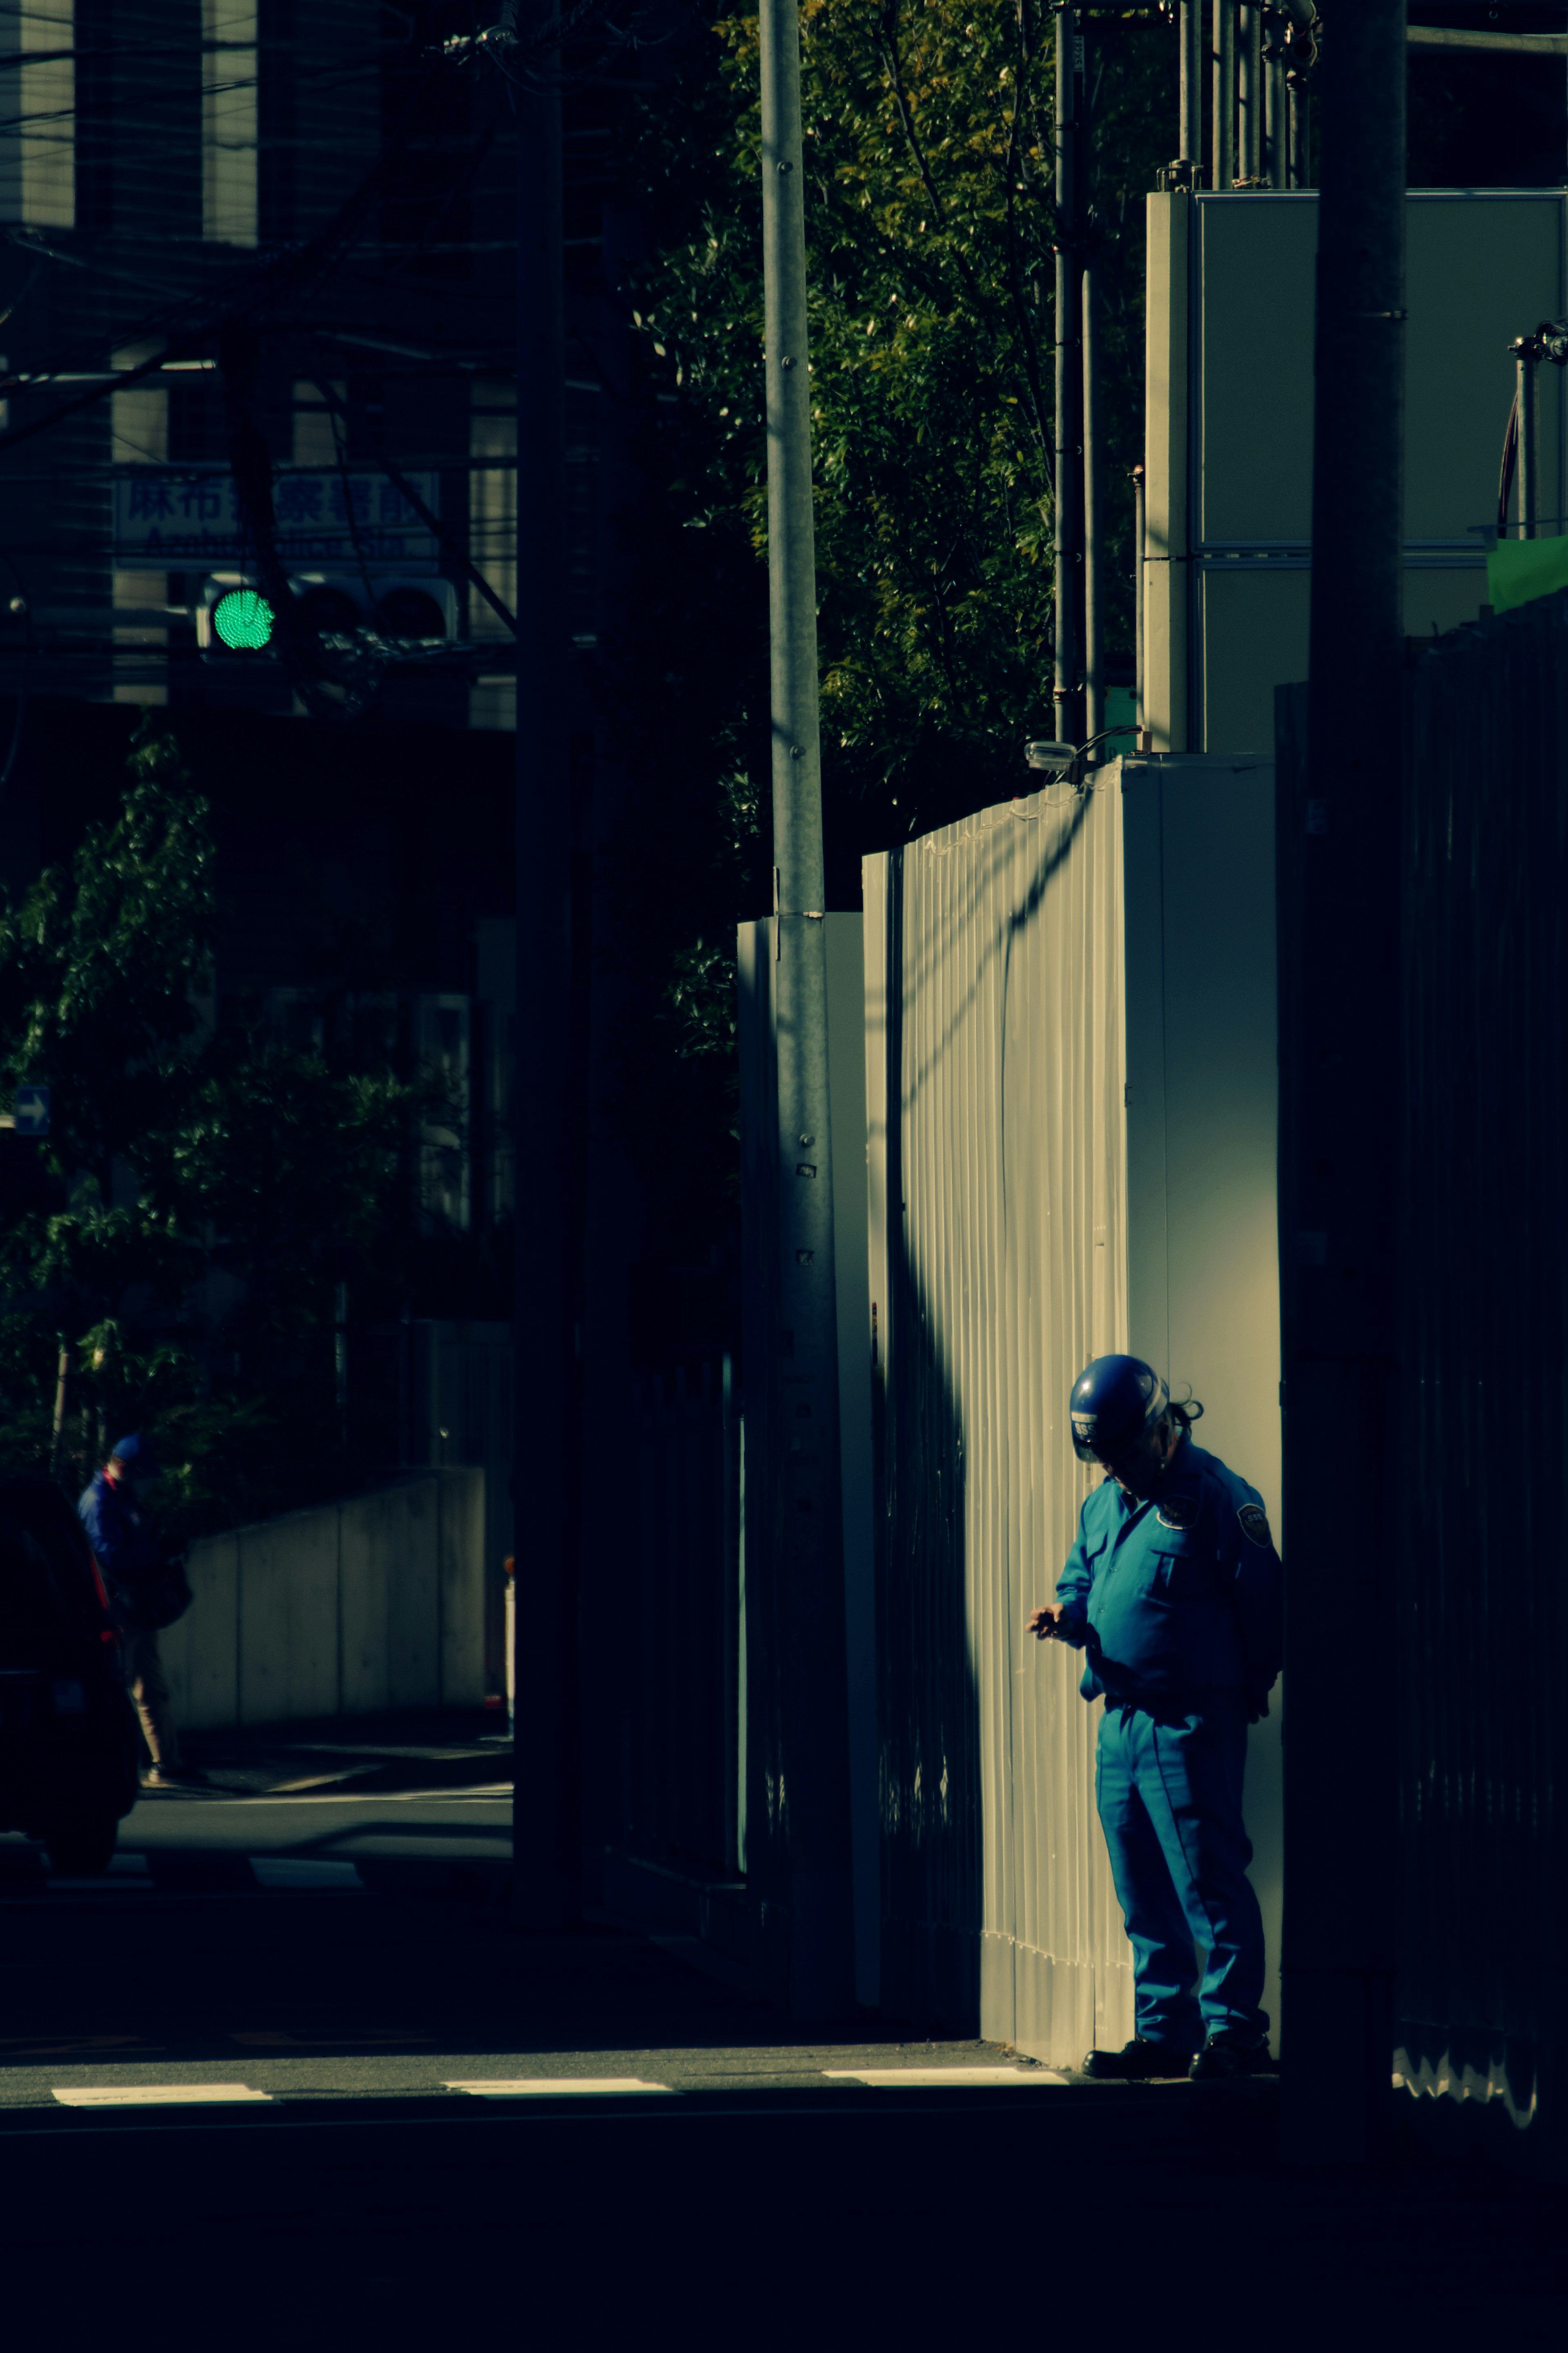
[198,573,457,656]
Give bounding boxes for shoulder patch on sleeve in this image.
[1238,1503,1273,1549]
[1156,1494,1198,1532]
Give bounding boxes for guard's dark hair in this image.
[1168,1397,1205,1432]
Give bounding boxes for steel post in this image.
[758,0,854,2020]
[510,0,579,1929]
[1214,0,1235,191]
[1180,0,1204,176]
[1054,8,1084,742]
[1083,259,1102,754]
[1281,0,1407,2167]
[1517,343,1538,538]
[1290,80,1310,188]
[1133,462,1147,749]
[1240,4,1261,180]
[1267,33,1287,188]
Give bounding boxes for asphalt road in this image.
[0,1723,1560,2344]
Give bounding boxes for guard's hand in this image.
[1027,1604,1071,1642]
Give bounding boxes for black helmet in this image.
[1069,1355,1169,1464]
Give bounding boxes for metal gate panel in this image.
[865,779,1128,2056]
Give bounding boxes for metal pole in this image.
[1083,258,1101,754]
[758,0,854,2019]
[511,0,579,1930]
[1180,0,1203,178]
[1215,0,1236,190]
[1240,4,1261,180]
[1515,341,1538,538]
[1290,79,1309,188]
[1282,0,1407,2168]
[1133,462,1147,750]
[1054,7,1084,745]
[1267,32,1287,189]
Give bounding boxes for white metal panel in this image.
[864,779,1130,2062]
[1123,754,1283,2055]
[864,757,1283,2065]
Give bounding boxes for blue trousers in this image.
[1094,1695,1267,2050]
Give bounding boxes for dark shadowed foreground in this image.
[0,1775,1559,2345]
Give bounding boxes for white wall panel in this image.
[864,778,1129,2060]
[863,757,1282,2064]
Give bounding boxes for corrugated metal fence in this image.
[1398,593,1568,2161]
[863,781,1135,2059]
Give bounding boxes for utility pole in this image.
[1280,0,1406,2165]
[1054,6,1084,747]
[757,0,854,2018]
[510,0,579,1930]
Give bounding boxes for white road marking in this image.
[51,2083,272,2107]
[822,2067,1067,2087]
[445,2078,675,2098]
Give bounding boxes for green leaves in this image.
[0,716,215,1196]
[617,4,1170,867]
[597,6,1173,1261]
[0,723,432,1516]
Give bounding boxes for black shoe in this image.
[1081,2037,1195,2080]
[141,1762,207,1790]
[1189,2033,1276,2081]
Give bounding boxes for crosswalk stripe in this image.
[51,2084,272,2107]
[821,2067,1067,2087]
[445,2078,675,2098]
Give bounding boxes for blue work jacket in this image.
[1054,1436,1282,1711]
[78,1471,163,1610]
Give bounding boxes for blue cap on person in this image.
[109,1433,159,1475]
[1068,1356,1169,1464]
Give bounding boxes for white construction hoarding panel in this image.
[862,756,1281,2065]
[864,780,1131,2062]
[1123,754,1282,2055]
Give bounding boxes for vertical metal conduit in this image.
[1083,260,1102,753]
[1214,0,1236,190]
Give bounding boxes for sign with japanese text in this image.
[113,469,441,572]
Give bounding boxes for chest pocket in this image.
[1145,1530,1205,1601]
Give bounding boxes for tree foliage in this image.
[598,2,1172,1252]
[0,722,432,1532]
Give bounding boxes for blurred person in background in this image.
[79,1434,203,1790]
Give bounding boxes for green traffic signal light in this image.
[212,587,275,651]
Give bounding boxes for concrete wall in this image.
[162,1469,486,1731]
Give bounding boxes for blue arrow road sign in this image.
[13,1086,49,1135]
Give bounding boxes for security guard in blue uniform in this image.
[1028,1355,1282,2080]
